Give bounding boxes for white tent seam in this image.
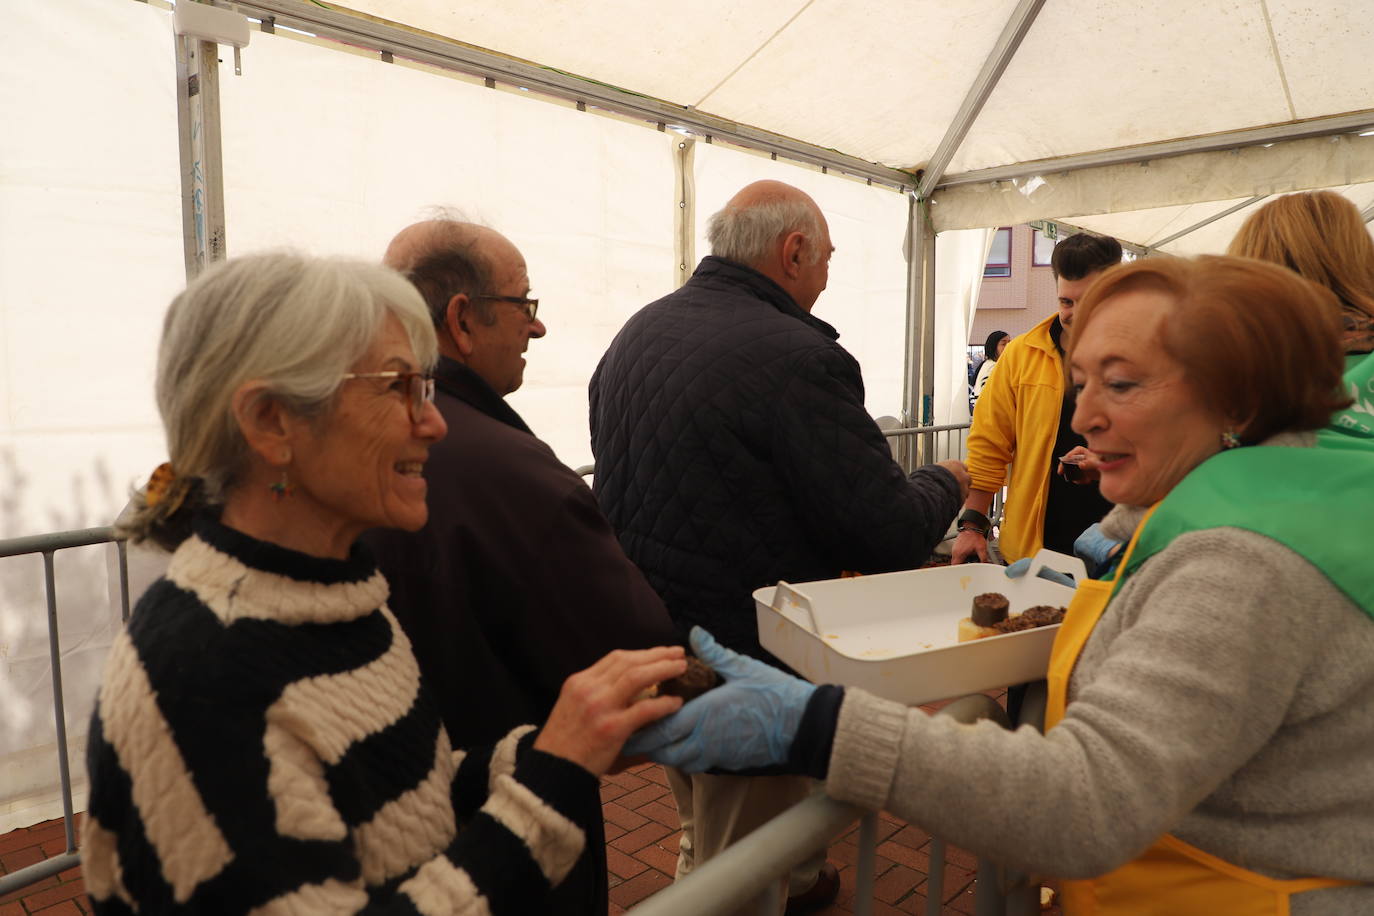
[693,1,816,111]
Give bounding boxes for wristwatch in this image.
[957,508,991,537]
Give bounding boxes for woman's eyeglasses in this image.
[341,371,436,423]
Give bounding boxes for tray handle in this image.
[1026,547,1088,584]
[771,580,821,634]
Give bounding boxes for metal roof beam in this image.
[232,0,917,190]
[937,110,1374,190]
[1147,195,1266,251]
[917,0,1046,198]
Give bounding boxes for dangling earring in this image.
[1220,429,1242,450]
[270,469,294,500]
[271,453,295,500]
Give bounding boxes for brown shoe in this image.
[785,862,840,914]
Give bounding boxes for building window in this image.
[984,227,1012,277]
[1033,228,1056,266]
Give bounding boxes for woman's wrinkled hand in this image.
[533,646,686,777]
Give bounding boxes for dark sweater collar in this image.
[434,355,534,436]
[689,256,840,341]
[191,513,378,585]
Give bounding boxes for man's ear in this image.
[780,231,807,280]
[444,293,476,359]
[231,382,295,468]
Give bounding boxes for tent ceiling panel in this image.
[945,0,1294,175]
[334,0,1371,182]
[338,0,803,108]
[1270,0,1374,117]
[690,0,1018,171]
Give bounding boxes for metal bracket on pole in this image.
[175,9,231,280]
[673,137,696,289]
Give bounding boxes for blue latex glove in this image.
[622,627,817,774]
[1074,523,1123,571]
[1004,557,1076,587]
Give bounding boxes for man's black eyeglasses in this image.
[474,294,538,322]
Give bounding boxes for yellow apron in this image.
[1044,507,1355,915]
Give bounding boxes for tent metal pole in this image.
[1145,195,1266,251]
[904,0,1043,457]
[175,30,227,279]
[917,0,1047,199]
[673,138,696,289]
[936,110,1374,191]
[900,195,936,469]
[232,0,916,191]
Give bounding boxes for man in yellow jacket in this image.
[952,233,1121,566]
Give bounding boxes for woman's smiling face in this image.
[1070,288,1226,507]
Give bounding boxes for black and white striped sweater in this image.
[83,515,594,914]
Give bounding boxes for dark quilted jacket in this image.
[589,256,963,665]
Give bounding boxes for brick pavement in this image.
[603,762,1000,915]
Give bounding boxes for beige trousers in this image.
[665,767,826,916]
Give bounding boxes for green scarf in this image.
[1118,444,1374,619]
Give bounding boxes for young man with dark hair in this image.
[952,231,1122,567]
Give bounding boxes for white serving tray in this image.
[754,550,1084,706]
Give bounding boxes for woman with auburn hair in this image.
[1228,189,1374,372]
[83,253,687,914]
[628,256,1374,914]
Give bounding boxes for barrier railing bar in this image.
[576,424,972,479]
[117,538,132,623]
[0,526,118,559]
[854,812,878,916]
[629,793,865,915]
[0,852,82,896]
[0,526,128,897]
[42,551,77,853]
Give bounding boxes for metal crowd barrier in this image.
[0,527,130,897]
[575,422,974,480]
[2,489,1026,912]
[630,693,1037,915]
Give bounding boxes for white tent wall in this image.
[1,0,183,830]
[932,229,994,431]
[0,0,939,833]
[215,25,679,468]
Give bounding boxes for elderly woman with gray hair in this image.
[82,253,687,914]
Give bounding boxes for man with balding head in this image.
[590,182,968,914]
[361,218,678,916]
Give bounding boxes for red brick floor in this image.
[602,762,1033,915]
[0,812,86,916]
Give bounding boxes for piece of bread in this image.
[958,617,1000,642]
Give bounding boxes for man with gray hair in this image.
[361,218,679,916]
[590,181,968,914]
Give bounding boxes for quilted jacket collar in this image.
[434,355,534,436]
[690,256,841,342]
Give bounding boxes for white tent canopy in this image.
[2,0,1372,831]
